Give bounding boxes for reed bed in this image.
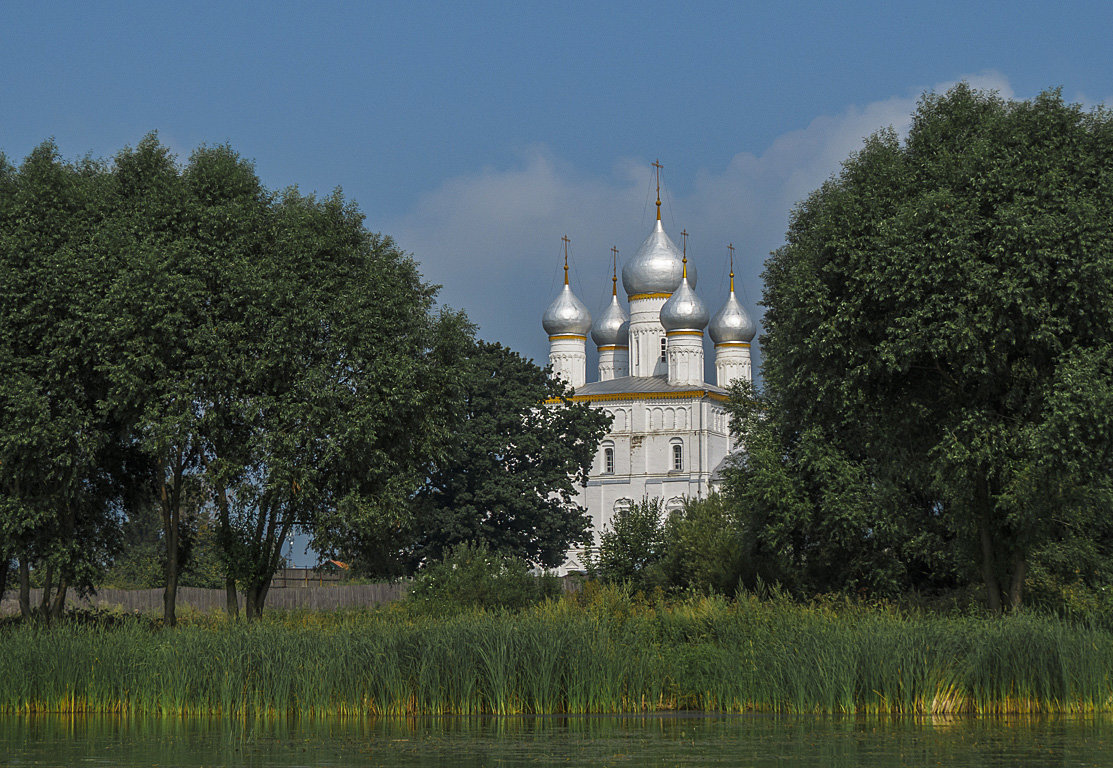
[2,592,1111,716]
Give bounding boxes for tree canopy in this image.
[0,134,611,618]
[725,85,1113,609]
[406,340,611,571]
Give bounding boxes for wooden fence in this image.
[272,567,347,588]
[0,583,408,616]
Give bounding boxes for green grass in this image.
[2,588,1112,716]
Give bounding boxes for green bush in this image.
[660,494,750,594]
[587,497,667,592]
[406,542,561,612]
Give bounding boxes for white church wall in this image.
[569,395,732,563]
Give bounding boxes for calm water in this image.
[2,714,1111,767]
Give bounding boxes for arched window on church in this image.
[670,440,683,472]
[603,443,615,474]
[660,337,667,361]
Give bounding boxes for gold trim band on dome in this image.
[714,341,751,348]
[628,292,673,301]
[665,330,704,337]
[548,334,587,341]
[596,345,629,352]
[545,389,729,405]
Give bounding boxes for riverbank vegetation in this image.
[3,586,1113,716]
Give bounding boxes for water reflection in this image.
[3,713,1111,767]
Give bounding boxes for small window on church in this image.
[660,337,667,361]
[604,447,614,474]
[672,442,683,471]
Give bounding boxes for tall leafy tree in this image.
[727,85,1113,609]
[406,340,611,570]
[97,137,273,624]
[0,143,124,618]
[101,136,206,625]
[215,188,454,616]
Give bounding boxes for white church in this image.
[542,180,756,571]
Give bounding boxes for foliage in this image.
[0,142,126,617]
[198,183,454,618]
[100,501,224,590]
[405,542,562,613]
[587,497,667,590]
[5,590,1113,715]
[659,494,750,595]
[726,85,1113,609]
[407,340,611,570]
[0,135,467,619]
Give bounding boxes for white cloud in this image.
[387,72,1015,374]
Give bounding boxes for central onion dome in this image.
[591,293,629,347]
[709,287,756,344]
[542,282,592,336]
[621,220,697,296]
[660,262,708,332]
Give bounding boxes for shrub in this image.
[587,497,667,592]
[406,542,561,612]
[660,493,750,594]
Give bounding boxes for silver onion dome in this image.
[660,272,709,332]
[542,283,592,336]
[621,220,697,296]
[591,293,630,347]
[709,289,756,344]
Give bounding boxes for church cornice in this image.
[547,389,728,405]
[548,334,587,341]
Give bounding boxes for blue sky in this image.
[3,2,1111,562]
[3,1,1110,368]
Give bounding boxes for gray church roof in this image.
[567,375,727,402]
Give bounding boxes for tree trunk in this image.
[978,519,1002,612]
[213,478,238,619]
[225,576,239,618]
[164,556,178,627]
[18,556,31,619]
[976,477,1002,612]
[39,565,53,618]
[0,553,9,604]
[50,576,68,619]
[1007,553,1027,610]
[245,585,260,619]
[160,471,181,627]
[245,577,272,620]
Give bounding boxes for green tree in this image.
[96,136,275,624]
[215,187,456,617]
[406,340,611,571]
[0,143,125,619]
[731,85,1113,609]
[1,135,469,621]
[659,493,750,595]
[587,497,667,591]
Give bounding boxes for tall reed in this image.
[2,592,1112,716]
